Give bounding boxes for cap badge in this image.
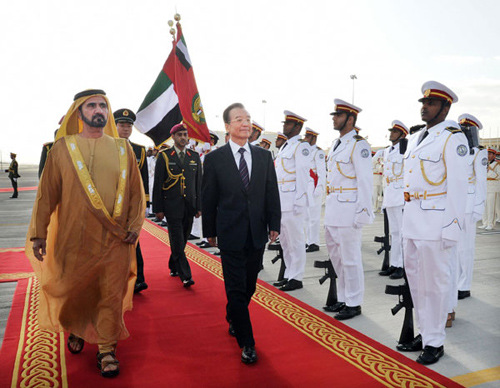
[123,110,129,116]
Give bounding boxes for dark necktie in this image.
[238,148,250,190]
[418,130,429,145]
[333,139,341,151]
[390,146,394,152]
[179,151,185,164]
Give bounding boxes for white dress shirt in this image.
[229,139,252,177]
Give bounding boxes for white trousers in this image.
[404,238,454,348]
[482,191,497,228]
[496,193,500,223]
[280,209,307,281]
[386,205,404,268]
[373,184,383,212]
[307,201,322,245]
[191,215,202,238]
[325,225,364,307]
[457,213,476,291]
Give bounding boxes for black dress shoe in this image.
[306,243,320,253]
[183,278,195,288]
[416,345,444,365]
[379,266,396,276]
[279,279,303,291]
[152,217,161,222]
[187,234,200,240]
[147,213,156,218]
[228,322,236,337]
[458,290,471,300]
[334,305,361,320]
[160,221,168,227]
[9,196,18,199]
[396,334,422,352]
[170,270,179,277]
[323,302,345,313]
[198,241,211,248]
[214,251,221,256]
[389,267,404,279]
[241,346,257,364]
[134,282,148,294]
[273,278,288,287]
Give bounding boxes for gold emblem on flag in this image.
[191,93,206,124]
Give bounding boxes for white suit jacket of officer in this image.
[275,135,312,212]
[402,120,469,242]
[307,144,326,204]
[466,148,487,220]
[487,159,500,191]
[324,130,374,227]
[382,142,405,208]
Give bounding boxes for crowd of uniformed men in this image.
[33,80,500,367]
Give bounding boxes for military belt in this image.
[404,191,446,202]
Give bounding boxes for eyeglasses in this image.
[230,118,251,124]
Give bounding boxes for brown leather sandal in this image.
[67,334,84,354]
[97,351,120,378]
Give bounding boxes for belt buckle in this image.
[404,192,410,202]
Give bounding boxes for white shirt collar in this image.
[229,139,250,156]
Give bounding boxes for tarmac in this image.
[1,165,499,387]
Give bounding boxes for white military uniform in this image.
[402,120,468,348]
[324,130,374,307]
[382,142,405,269]
[372,149,384,212]
[457,147,487,292]
[482,158,500,229]
[275,135,311,281]
[306,145,326,246]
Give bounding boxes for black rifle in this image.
[385,275,414,345]
[374,208,391,271]
[271,246,286,282]
[314,260,338,307]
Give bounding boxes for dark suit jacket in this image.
[130,142,149,202]
[153,147,202,218]
[202,143,281,251]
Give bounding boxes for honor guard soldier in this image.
[275,111,311,291]
[455,114,487,300]
[379,120,409,279]
[249,121,264,146]
[399,81,468,365]
[323,99,373,320]
[303,128,326,253]
[153,123,202,287]
[114,108,150,293]
[259,138,272,150]
[481,148,499,229]
[372,149,384,212]
[5,152,20,198]
[275,132,287,151]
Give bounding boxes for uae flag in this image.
[135,22,211,146]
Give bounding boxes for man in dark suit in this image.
[202,102,281,364]
[114,109,150,293]
[153,123,202,287]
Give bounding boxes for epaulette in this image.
[478,145,485,150]
[354,134,365,141]
[43,142,53,147]
[445,126,462,134]
[316,145,323,151]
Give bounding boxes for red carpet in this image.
[0,220,464,387]
[0,186,38,193]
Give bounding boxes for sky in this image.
[1,0,500,164]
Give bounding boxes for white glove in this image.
[441,238,457,250]
[353,221,363,230]
[293,206,304,216]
